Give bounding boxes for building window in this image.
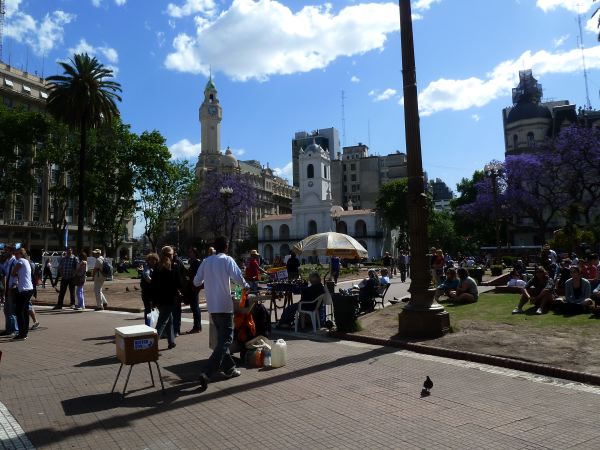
[308,220,318,235]
[4,79,14,88]
[351,174,357,182]
[351,185,356,192]
[263,225,273,240]
[355,220,367,237]
[323,165,327,179]
[343,165,346,171]
[527,132,535,147]
[22,85,32,94]
[307,164,314,179]
[350,163,356,171]
[40,92,48,99]
[512,134,518,149]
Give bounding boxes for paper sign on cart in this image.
[134,339,154,350]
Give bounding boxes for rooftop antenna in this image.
[0,0,4,62]
[577,12,592,109]
[341,90,347,146]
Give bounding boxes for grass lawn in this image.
[112,268,139,278]
[443,293,600,332]
[357,292,600,373]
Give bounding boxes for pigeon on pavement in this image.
[421,376,433,397]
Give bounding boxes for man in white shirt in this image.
[1,245,19,336]
[194,236,249,380]
[12,248,34,340]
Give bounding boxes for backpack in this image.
[101,259,113,278]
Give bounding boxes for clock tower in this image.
[199,75,222,156]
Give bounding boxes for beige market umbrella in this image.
[293,232,368,259]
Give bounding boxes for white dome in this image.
[221,147,238,167]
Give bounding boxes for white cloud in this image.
[273,161,293,181]
[169,139,201,160]
[413,0,442,11]
[536,0,594,13]
[471,114,480,122]
[92,0,127,6]
[5,2,75,56]
[235,148,246,156]
[350,75,360,83]
[165,0,402,81]
[418,45,600,116]
[369,88,397,101]
[167,0,217,17]
[553,34,570,48]
[68,39,119,74]
[586,15,598,34]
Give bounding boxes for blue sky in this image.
[5,0,600,194]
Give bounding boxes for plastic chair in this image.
[374,284,391,309]
[295,295,324,333]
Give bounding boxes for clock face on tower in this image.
[208,105,218,116]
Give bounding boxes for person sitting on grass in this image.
[555,266,593,314]
[512,266,554,315]
[587,254,599,290]
[445,268,479,303]
[506,270,527,288]
[554,259,571,295]
[513,259,526,278]
[434,268,460,301]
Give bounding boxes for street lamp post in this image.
[397,0,449,337]
[484,162,503,261]
[219,185,234,241]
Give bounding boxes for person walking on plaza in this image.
[141,252,159,326]
[398,250,409,283]
[74,252,88,310]
[286,251,301,280]
[42,259,55,288]
[92,249,108,311]
[185,247,203,334]
[2,245,19,336]
[153,246,181,350]
[383,252,393,279]
[245,249,267,292]
[330,255,341,284]
[194,236,249,380]
[11,248,34,341]
[53,248,78,310]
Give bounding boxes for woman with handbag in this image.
[74,252,88,310]
[152,246,181,350]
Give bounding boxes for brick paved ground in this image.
[2,305,600,449]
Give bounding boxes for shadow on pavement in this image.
[29,345,397,448]
[74,355,119,367]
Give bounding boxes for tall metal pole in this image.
[398,0,449,336]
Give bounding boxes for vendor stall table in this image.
[112,325,165,399]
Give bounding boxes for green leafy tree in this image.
[136,131,196,252]
[0,105,51,203]
[33,117,79,248]
[87,120,137,257]
[451,170,496,248]
[46,53,122,253]
[376,178,409,230]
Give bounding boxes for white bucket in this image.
[271,339,288,368]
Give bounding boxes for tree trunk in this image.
[76,119,87,254]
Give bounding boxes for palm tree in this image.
[46,53,122,253]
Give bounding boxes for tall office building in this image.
[291,128,340,187]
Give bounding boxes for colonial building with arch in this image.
[257,140,385,263]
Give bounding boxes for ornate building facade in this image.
[179,78,296,244]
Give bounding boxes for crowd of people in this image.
[1,244,41,340]
[510,244,600,315]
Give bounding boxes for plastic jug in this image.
[271,339,288,368]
